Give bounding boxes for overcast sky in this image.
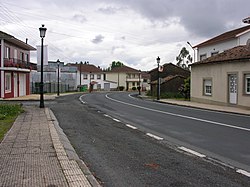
[1,0,250,70]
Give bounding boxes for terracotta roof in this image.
[194,25,250,48]
[110,65,139,73]
[191,45,250,66]
[70,63,102,73]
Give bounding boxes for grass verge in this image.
[0,104,23,142]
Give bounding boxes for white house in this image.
[71,62,117,91]
[194,25,250,61]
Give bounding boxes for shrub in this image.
[132,87,137,91]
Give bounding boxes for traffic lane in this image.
[50,95,250,187]
[104,92,250,130]
[82,93,250,169]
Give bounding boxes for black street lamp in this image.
[39,24,47,108]
[138,70,141,95]
[80,61,83,87]
[156,56,160,100]
[57,59,60,96]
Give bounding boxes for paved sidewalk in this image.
[0,106,93,187]
[159,99,250,116]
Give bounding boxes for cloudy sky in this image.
[1,0,250,70]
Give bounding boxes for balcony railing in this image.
[3,58,37,70]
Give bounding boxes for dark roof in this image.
[70,63,102,73]
[149,63,190,73]
[191,45,250,66]
[0,31,36,50]
[194,25,250,48]
[110,65,139,73]
[151,75,185,84]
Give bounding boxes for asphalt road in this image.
[49,93,250,186]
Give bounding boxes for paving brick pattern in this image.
[0,106,86,187]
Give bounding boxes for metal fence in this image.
[30,82,76,94]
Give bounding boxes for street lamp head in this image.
[39,24,47,38]
[156,56,160,64]
[57,59,60,66]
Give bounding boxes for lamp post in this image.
[39,24,47,108]
[89,71,92,93]
[187,41,195,62]
[57,59,60,96]
[80,61,83,88]
[156,56,160,100]
[138,70,141,95]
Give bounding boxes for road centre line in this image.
[236,169,250,177]
[105,94,250,132]
[146,133,164,140]
[178,146,206,158]
[126,124,138,130]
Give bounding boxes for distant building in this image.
[70,62,117,91]
[105,65,141,91]
[32,61,77,93]
[0,31,36,98]
[149,63,190,96]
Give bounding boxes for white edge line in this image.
[178,146,206,158]
[104,114,110,118]
[126,124,138,130]
[113,118,121,122]
[236,169,250,177]
[146,133,163,140]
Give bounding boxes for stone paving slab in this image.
[0,106,93,187]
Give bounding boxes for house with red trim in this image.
[0,31,36,99]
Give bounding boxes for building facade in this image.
[0,31,36,98]
[191,45,250,108]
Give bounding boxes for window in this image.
[132,82,135,86]
[83,74,88,79]
[203,79,212,96]
[200,54,207,61]
[90,74,94,79]
[5,47,10,59]
[5,73,11,93]
[20,52,24,61]
[211,51,219,56]
[245,74,250,94]
[26,54,29,62]
[97,74,101,79]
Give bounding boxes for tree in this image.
[111,61,123,69]
[176,47,192,69]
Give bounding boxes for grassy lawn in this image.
[0,104,23,142]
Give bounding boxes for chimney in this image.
[26,38,28,44]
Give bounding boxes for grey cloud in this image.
[92,34,105,44]
[105,0,250,38]
[72,14,87,23]
[98,6,119,14]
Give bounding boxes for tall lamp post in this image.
[187,41,195,62]
[57,59,60,96]
[156,56,160,100]
[138,70,141,95]
[39,24,47,108]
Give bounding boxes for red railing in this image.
[4,58,37,70]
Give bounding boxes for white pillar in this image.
[1,39,5,98]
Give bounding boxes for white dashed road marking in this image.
[178,146,206,158]
[126,124,138,130]
[146,133,163,140]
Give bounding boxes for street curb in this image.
[152,99,250,116]
[46,108,101,187]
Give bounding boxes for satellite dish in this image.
[243,17,250,24]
